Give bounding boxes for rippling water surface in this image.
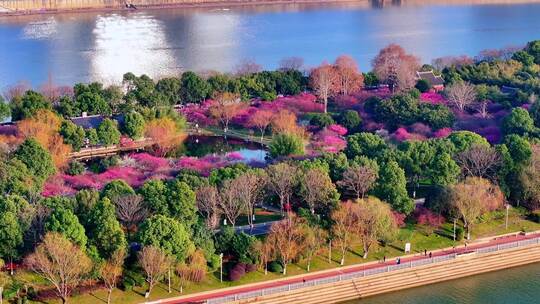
[1,1,540,85]
[344,262,540,304]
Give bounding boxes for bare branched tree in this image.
[338,165,378,199]
[266,163,298,214]
[138,246,171,298]
[300,168,335,214]
[232,172,266,226]
[266,215,305,275]
[114,195,148,233]
[25,233,92,304]
[100,248,126,304]
[196,185,221,229]
[450,177,504,240]
[219,179,245,227]
[309,62,339,113]
[334,55,363,96]
[456,144,501,180]
[446,82,477,112]
[372,44,420,92]
[279,56,304,71]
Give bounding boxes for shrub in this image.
[415,79,430,93]
[268,261,283,273]
[338,110,361,131]
[229,263,246,281]
[530,210,540,223]
[269,133,304,158]
[309,113,335,129]
[66,160,85,176]
[245,264,258,273]
[121,270,145,291]
[455,226,464,241]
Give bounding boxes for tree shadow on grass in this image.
[88,292,107,303]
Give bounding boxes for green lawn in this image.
[25,208,540,304]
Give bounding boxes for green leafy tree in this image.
[430,152,460,186]
[504,134,532,166]
[346,132,388,159]
[166,180,198,228]
[447,131,489,153]
[0,97,10,121]
[375,160,414,215]
[502,108,535,136]
[373,94,419,129]
[101,180,135,202]
[136,215,194,261]
[87,198,127,259]
[86,128,99,145]
[309,113,335,129]
[75,91,111,116]
[0,212,23,263]
[208,163,249,186]
[14,138,56,183]
[45,208,88,248]
[10,90,51,121]
[123,111,146,139]
[525,40,540,64]
[180,71,210,104]
[415,79,430,93]
[156,77,181,105]
[338,110,361,132]
[0,157,38,196]
[139,179,168,215]
[60,120,86,151]
[418,103,455,130]
[74,189,100,228]
[97,118,121,146]
[512,50,535,66]
[269,133,305,158]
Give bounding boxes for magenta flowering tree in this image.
[393,127,412,142]
[414,206,445,235]
[434,128,453,138]
[420,92,446,105]
[327,124,348,136]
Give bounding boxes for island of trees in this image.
[0,40,540,303]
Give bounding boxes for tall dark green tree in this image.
[14,138,56,183]
[136,215,194,261]
[87,198,126,259]
[45,208,87,248]
[10,90,51,121]
[375,160,414,215]
[180,71,210,104]
[123,111,146,139]
[97,118,121,146]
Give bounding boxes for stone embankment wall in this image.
[0,0,356,13]
[237,244,540,304]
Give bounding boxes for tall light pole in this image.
[453,218,456,241]
[220,253,224,283]
[505,204,510,230]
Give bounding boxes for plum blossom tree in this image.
[209,92,245,132]
[248,109,274,141]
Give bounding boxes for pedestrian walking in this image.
[429,252,432,258]
[424,249,427,256]
[383,256,386,263]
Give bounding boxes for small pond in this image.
[183,135,268,164]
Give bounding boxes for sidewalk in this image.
[151,230,540,304]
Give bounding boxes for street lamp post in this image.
[220,253,224,283]
[505,204,510,229]
[453,219,456,241]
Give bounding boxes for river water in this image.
[344,262,540,304]
[1,0,540,86]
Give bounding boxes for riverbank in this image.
[151,231,540,304]
[2,0,540,17]
[0,0,361,16]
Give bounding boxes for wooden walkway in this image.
[69,124,268,160]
